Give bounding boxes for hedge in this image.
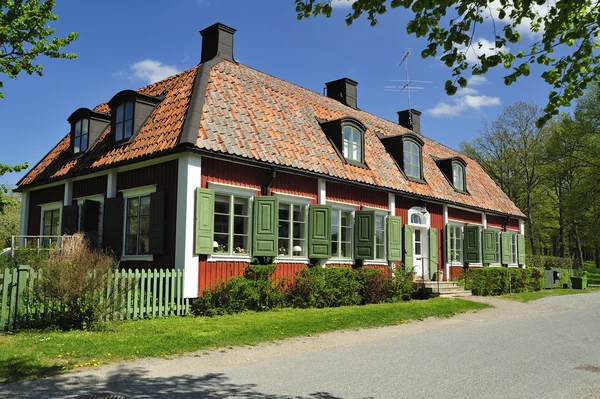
[192,265,415,316]
[455,267,544,296]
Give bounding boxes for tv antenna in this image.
[384,48,431,122]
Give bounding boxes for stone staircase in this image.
[418,280,472,298]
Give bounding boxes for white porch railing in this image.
[10,235,79,253]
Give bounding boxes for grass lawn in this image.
[0,298,488,383]
[499,287,600,303]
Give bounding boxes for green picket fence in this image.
[0,266,190,331]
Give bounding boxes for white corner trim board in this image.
[175,153,201,299]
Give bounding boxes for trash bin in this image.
[571,275,588,290]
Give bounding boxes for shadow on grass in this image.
[0,366,370,399]
[0,356,62,384]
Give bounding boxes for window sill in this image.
[363,260,389,266]
[325,259,353,265]
[208,254,252,263]
[273,257,309,264]
[121,255,154,262]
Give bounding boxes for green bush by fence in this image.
[192,265,415,316]
[0,267,189,331]
[454,267,544,296]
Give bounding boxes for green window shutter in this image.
[463,225,481,264]
[354,210,375,260]
[517,234,526,265]
[403,224,414,270]
[482,229,497,265]
[308,204,332,258]
[429,227,439,279]
[149,192,166,255]
[103,197,124,257]
[253,196,278,256]
[61,204,79,235]
[501,232,511,265]
[387,216,402,261]
[195,188,215,255]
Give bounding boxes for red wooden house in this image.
[15,23,526,298]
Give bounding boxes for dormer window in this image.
[73,119,89,153]
[403,139,421,179]
[343,125,362,162]
[320,117,367,167]
[115,102,134,141]
[67,108,111,156]
[453,163,465,191]
[434,156,468,193]
[379,132,425,182]
[108,90,163,145]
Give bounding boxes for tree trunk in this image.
[573,223,584,268]
[526,193,536,255]
[558,205,565,258]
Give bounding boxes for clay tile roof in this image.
[18,59,524,217]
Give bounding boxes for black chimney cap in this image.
[325,78,358,109]
[200,23,236,63]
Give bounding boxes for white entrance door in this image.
[413,228,424,278]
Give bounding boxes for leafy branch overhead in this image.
[295,0,600,127]
[0,0,78,99]
[0,162,28,212]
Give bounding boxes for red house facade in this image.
[16,23,526,298]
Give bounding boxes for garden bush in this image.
[455,267,544,296]
[24,234,121,330]
[526,255,573,270]
[193,265,416,316]
[192,264,286,316]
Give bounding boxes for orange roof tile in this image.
[18,59,524,217]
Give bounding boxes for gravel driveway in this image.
[2,293,600,399]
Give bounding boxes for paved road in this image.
[3,293,600,399]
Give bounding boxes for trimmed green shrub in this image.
[192,264,286,316]
[455,267,544,296]
[526,255,573,269]
[287,267,363,308]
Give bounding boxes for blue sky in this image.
[0,0,555,186]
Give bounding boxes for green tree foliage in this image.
[460,102,548,255]
[0,201,19,248]
[0,0,78,98]
[462,87,600,266]
[0,162,27,212]
[295,0,600,126]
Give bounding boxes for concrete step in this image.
[439,290,472,298]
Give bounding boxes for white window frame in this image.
[342,125,362,162]
[120,185,156,262]
[274,193,310,264]
[207,182,254,263]
[408,206,430,228]
[509,231,518,266]
[75,194,105,245]
[39,202,62,245]
[328,201,356,263]
[452,163,465,191]
[448,222,464,266]
[403,139,421,179]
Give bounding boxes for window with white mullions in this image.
[213,194,250,255]
[403,140,421,179]
[42,209,60,246]
[278,203,307,257]
[115,102,134,141]
[510,233,518,265]
[343,125,362,162]
[331,209,353,259]
[453,163,465,191]
[125,195,151,255]
[73,119,89,153]
[375,214,386,260]
[449,224,463,264]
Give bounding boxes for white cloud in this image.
[196,0,210,6]
[331,0,356,8]
[458,38,510,65]
[468,75,488,86]
[427,84,501,117]
[130,59,179,84]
